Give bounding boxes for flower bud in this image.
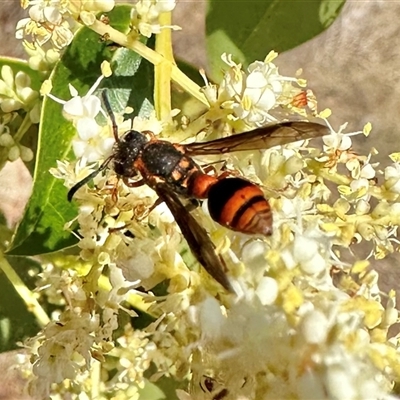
[8,145,20,161]
[0,133,14,147]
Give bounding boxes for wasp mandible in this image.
[68,93,330,292]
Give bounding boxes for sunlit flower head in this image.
[201,52,315,129]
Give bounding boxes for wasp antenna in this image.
[101,91,119,142]
[67,157,113,202]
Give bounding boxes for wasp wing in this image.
[155,183,234,293]
[184,121,330,156]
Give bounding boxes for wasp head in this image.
[112,130,149,177]
[67,130,149,201]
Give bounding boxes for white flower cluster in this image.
[16,0,115,71]
[37,53,400,399]
[0,65,39,163]
[174,289,397,400]
[48,75,115,163]
[201,52,314,130]
[130,0,180,37]
[26,263,138,399]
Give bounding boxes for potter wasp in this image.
[68,93,330,292]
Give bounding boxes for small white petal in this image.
[0,133,14,147]
[355,199,370,215]
[300,310,329,344]
[300,252,327,275]
[198,297,224,339]
[80,11,96,26]
[18,86,38,103]
[20,146,34,162]
[293,236,318,263]
[1,65,14,87]
[385,164,400,179]
[63,96,84,117]
[100,137,115,154]
[325,366,357,399]
[256,88,276,110]
[15,18,30,38]
[155,0,176,13]
[246,71,267,88]
[29,5,43,22]
[69,84,79,97]
[43,6,62,24]
[255,277,278,305]
[52,25,74,49]
[1,99,23,113]
[241,240,267,270]
[281,249,297,270]
[119,250,155,281]
[8,145,21,161]
[0,80,11,97]
[350,178,369,192]
[339,135,352,150]
[82,95,101,118]
[76,117,100,139]
[72,139,86,158]
[360,163,375,179]
[14,71,31,89]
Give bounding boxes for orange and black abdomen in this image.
[207,177,272,236]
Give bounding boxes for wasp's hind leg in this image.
[123,177,146,188]
[186,198,201,212]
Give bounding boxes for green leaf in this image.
[0,256,42,351]
[206,0,332,81]
[8,5,154,256]
[319,0,345,28]
[139,377,184,400]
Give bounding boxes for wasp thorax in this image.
[113,130,149,177]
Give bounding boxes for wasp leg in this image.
[123,177,146,188]
[201,162,239,180]
[186,198,200,212]
[147,197,164,215]
[202,164,218,175]
[142,130,157,140]
[108,224,135,238]
[215,168,242,181]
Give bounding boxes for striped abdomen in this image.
[207,177,272,236]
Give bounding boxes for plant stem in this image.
[154,11,174,126]
[0,252,50,327]
[13,111,33,143]
[90,360,101,399]
[88,19,209,107]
